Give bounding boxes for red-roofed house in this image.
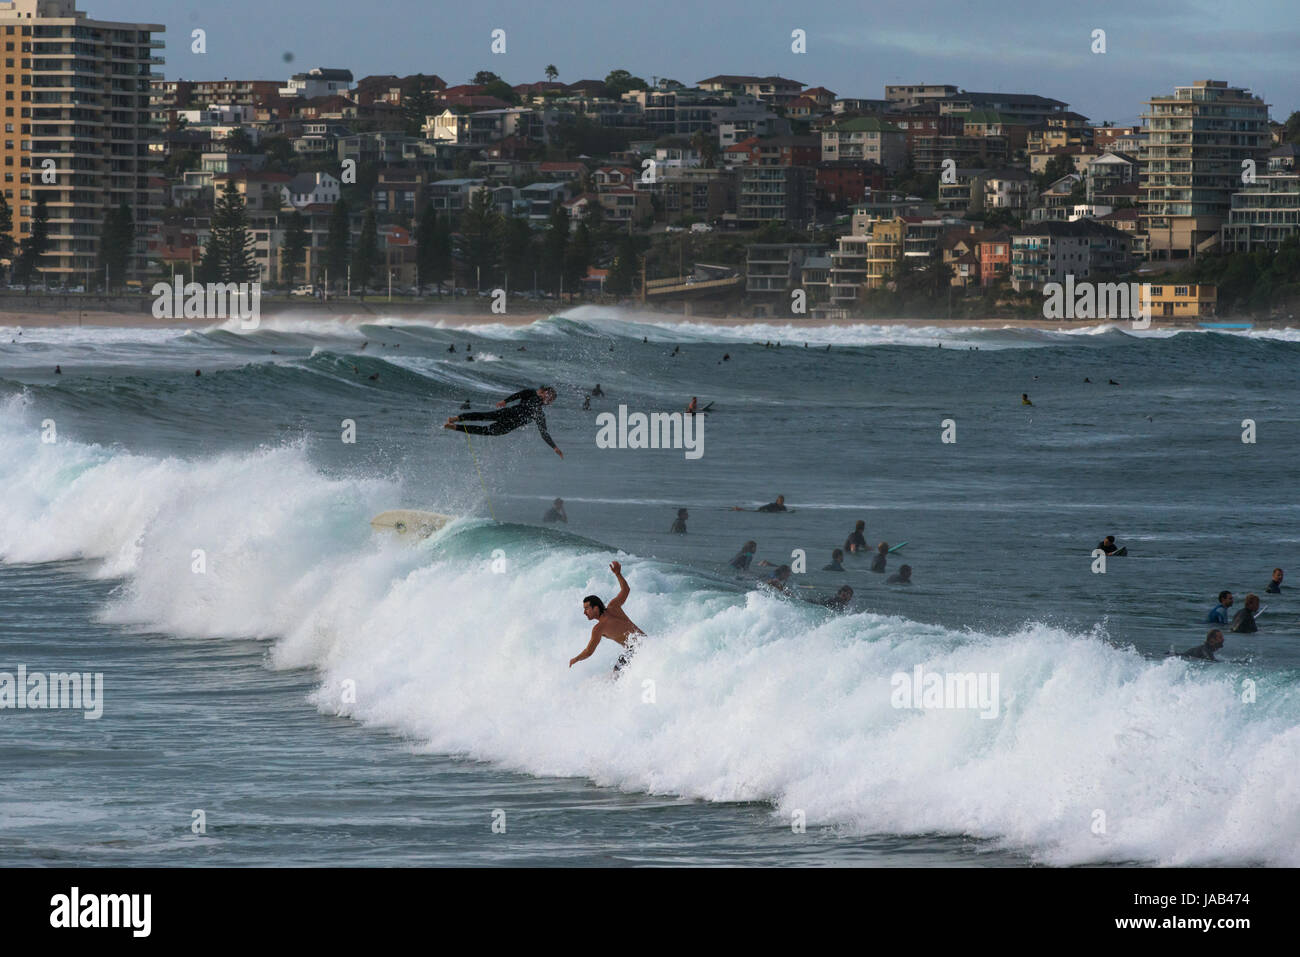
[538,160,589,182]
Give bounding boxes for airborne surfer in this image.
[444,386,563,456]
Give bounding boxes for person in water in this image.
[731,495,787,512]
[1231,594,1260,633]
[729,541,757,571]
[761,565,792,593]
[1096,535,1121,555]
[823,548,845,572]
[444,386,562,457]
[1179,629,1225,662]
[1266,568,1284,594]
[1206,590,1234,624]
[686,396,698,414]
[887,564,912,584]
[844,520,867,553]
[670,508,688,534]
[543,498,567,523]
[870,542,889,573]
[1021,393,1033,406]
[571,561,645,675]
[816,586,854,612]
[591,384,605,397]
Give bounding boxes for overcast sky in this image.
[101,0,1299,126]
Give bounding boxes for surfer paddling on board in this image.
[571,561,645,676]
[444,386,562,457]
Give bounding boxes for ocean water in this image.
[2,306,1298,867]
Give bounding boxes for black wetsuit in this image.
[822,561,845,572]
[845,531,867,552]
[1266,580,1282,594]
[757,502,787,512]
[1230,608,1257,633]
[1179,643,1219,661]
[1096,541,1119,555]
[452,389,557,450]
[886,572,911,584]
[670,518,687,534]
[543,507,566,523]
[870,552,887,573]
[729,551,754,571]
[817,595,850,612]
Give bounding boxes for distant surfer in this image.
[729,541,757,571]
[761,565,792,593]
[1178,629,1225,662]
[1266,568,1284,594]
[1096,535,1122,556]
[543,498,567,523]
[444,386,563,457]
[591,384,605,397]
[571,561,645,676]
[815,586,854,612]
[686,396,698,414]
[844,520,868,553]
[887,564,912,584]
[1230,594,1260,633]
[1206,590,1233,624]
[870,542,889,573]
[823,548,845,572]
[670,508,688,534]
[733,495,787,512]
[1021,393,1032,406]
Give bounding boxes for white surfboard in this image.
[369,509,456,539]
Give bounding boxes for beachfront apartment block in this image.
[279,67,352,100]
[1010,220,1135,292]
[1221,169,1300,253]
[736,165,814,226]
[821,117,906,171]
[1140,80,1272,261]
[1145,283,1217,318]
[0,0,163,281]
[745,242,827,295]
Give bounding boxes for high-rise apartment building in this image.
[1140,80,1271,261]
[0,0,163,281]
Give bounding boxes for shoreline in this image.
[0,304,1274,333]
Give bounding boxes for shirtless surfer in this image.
[570,561,646,675]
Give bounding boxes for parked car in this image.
[291,285,315,296]
[690,222,713,233]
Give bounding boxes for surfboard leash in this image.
[461,429,498,522]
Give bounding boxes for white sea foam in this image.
[0,399,1295,866]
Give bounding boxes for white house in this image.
[279,67,353,99]
[282,171,341,209]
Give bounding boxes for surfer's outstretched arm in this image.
[535,410,562,456]
[607,561,630,611]
[569,624,603,667]
[498,388,533,408]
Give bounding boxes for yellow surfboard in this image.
[369,510,456,539]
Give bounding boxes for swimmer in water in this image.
[729,541,757,571]
[870,542,889,574]
[543,498,567,523]
[1178,629,1225,662]
[823,548,845,572]
[1206,590,1233,624]
[816,586,854,612]
[886,564,912,584]
[761,564,792,593]
[1230,594,1260,633]
[844,520,867,553]
[1021,393,1033,406]
[670,508,688,534]
[1266,567,1284,594]
[570,561,645,676]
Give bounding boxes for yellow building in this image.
[0,0,163,281]
[1146,282,1217,319]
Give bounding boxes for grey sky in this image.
[101,0,1299,125]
